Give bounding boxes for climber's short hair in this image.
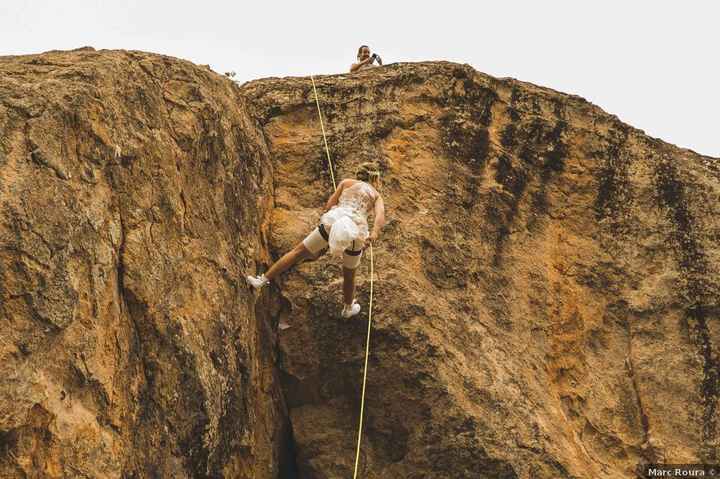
[355,161,381,182]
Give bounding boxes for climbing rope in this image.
[353,242,374,479]
[310,74,375,479]
[310,75,337,191]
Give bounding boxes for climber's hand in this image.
[363,233,378,250]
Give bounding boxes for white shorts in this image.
[302,224,363,269]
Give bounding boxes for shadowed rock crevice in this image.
[623,317,660,464]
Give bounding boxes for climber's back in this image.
[337,179,379,214]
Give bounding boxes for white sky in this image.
[2,1,718,157]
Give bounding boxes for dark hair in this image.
[356,45,370,60]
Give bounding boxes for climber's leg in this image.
[342,265,357,305]
[341,240,363,318]
[262,224,329,281]
[247,226,325,289]
[301,223,330,258]
[264,241,314,281]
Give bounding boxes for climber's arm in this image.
[350,57,373,72]
[370,196,386,239]
[322,179,349,212]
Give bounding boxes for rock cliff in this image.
[0,47,288,478]
[1,47,719,478]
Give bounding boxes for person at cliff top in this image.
[247,162,386,319]
[350,45,382,73]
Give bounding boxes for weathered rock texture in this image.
[1,48,719,478]
[0,48,292,478]
[242,64,720,478]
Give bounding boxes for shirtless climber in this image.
[246,162,386,319]
[350,45,382,73]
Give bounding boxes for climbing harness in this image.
[310,74,375,479]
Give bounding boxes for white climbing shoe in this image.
[246,274,269,290]
[341,299,361,318]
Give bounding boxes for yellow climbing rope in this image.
[353,243,374,479]
[310,75,337,191]
[310,74,375,479]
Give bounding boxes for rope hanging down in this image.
[310,75,337,191]
[310,74,375,479]
[353,243,374,479]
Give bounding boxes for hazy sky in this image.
[2,1,717,157]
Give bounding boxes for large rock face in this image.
[0,48,291,478]
[1,48,719,478]
[242,64,720,478]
